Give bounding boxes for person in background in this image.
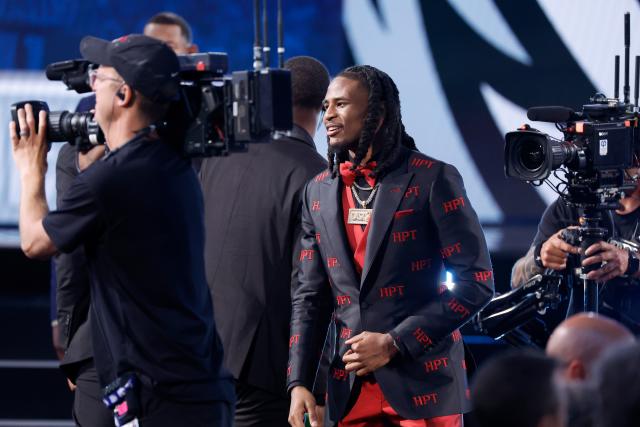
[200,55,330,427]
[545,312,634,427]
[471,350,567,427]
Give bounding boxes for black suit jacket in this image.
[54,95,96,379]
[200,125,327,395]
[288,147,494,423]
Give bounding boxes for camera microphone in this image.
[45,59,94,94]
[526,106,580,123]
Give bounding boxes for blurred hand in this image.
[342,331,397,376]
[78,145,106,171]
[316,405,325,427]
[289,386,319,427]
[540,228,580,270]
[582,241,628,282]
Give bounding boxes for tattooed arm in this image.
[510,245,543,289]
[511,226,582,288]
[511,196,582,288]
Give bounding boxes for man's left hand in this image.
[582,241,628,282]
[342,331,397,376]
[10,103,48,178]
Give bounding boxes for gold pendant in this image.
[348,208,372,225]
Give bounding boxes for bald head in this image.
[546,312,634,380]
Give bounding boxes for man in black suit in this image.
[287,65,494,427]
[200,56,330,426]
[51,12,199,426]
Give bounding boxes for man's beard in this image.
[330,139,368,161]
[329,136,360,153]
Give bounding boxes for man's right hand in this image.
[289,386,319,427]
[540,228,580,270]
[78,145,106,171]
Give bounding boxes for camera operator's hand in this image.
[77,109,107,172]
[289,386,319,427]
[10,103,48,178]
[582,241,628,282]
[78,145,106,171]
[540,228,581,270]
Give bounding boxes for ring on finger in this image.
[19,130,30,137]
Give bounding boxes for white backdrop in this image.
[335,0,640,222]
[0,71,80,223]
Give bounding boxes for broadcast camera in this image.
[10,1,292,156]
[500,12,640,324]
[505,13,640,210]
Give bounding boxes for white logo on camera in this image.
[599,139,608,156]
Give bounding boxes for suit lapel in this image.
[361,153,414,287]
[318,176,361,288]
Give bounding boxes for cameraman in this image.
[51,12,200,426]
[11,34,234,425]
[511,183,640,334]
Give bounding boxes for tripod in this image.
[563,207,608,313]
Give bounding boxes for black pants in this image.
[72,361,233,427]
[137,390,233,427]
[72,362,114,427]
[235,380,290,427]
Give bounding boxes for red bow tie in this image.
[339,161,377,187]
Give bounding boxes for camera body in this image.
[504,96,638,208]
[177,53,293,156]
[504,12,640,210]
[12,52,293,156]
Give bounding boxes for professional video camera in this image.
[176,51,292,156]
[10,60,104,152]
[503,13,640,316]
[505,13,640,210]
[10,0,293,156]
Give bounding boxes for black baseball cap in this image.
[80,34,180,103]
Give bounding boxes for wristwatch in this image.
[625,250,640,277]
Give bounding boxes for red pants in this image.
[338,378,462,427]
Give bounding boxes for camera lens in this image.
[505,129,552,181]
[46,111,68,142]
[45,110,105,149]
[519,139,545,171]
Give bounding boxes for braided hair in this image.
[327,65,417,180]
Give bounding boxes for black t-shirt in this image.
[533,197,640,333]
[43,134,234,402]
